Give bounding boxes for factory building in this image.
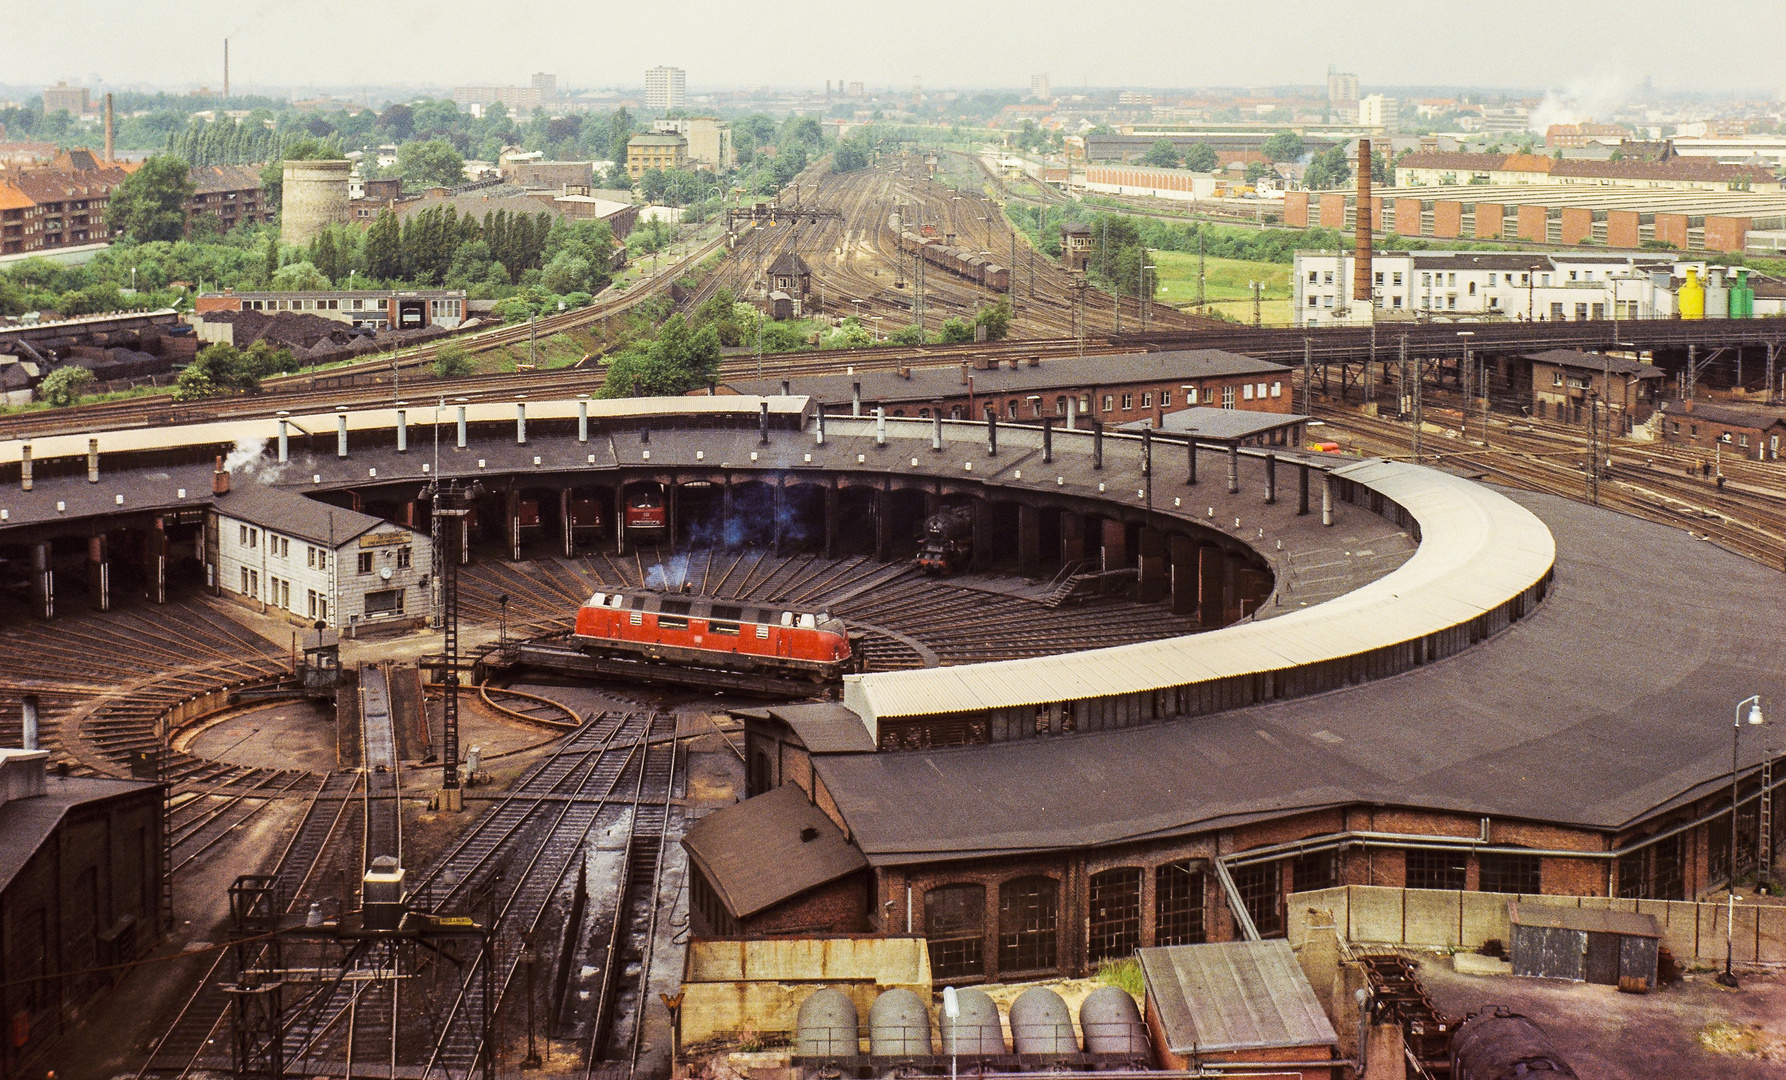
[205,478,431,631]
[722,349,1293,426]
[0,748,164,1078]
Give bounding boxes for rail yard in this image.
[4,124,1786,1080]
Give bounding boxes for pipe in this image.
[1213,857,1261,941]
[760,401,771,445]
[1265,454,1276,505]
[337,411,349,458]
[1226,444,1239,494]
[1322,472,1333,526]
[1186,437,1197,485]
[932,412,942,452]
[1042,416,1053,463]
[1092,420,1103,470]
[456,406,467,448]
[1066,394,1077,431]
[516,401,527,444]
[396,409,407,453]
[1298,464,1310,515]
[816,404,826,446]
[986,412,997,456]
[578,398,588,443]
[87,438,99,483]
[20,695,38,751]
[852,381,862,417]
[905,881,913,934]
[20,443,30,491]
[875,406,886,447]
[278,418,289,463]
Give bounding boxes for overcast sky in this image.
[7,0,1784,98]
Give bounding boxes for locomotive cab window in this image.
[657,615,689,631]
[710,621,740,636]
[780,612,795,627]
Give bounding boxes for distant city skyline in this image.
[8,0,1785,98]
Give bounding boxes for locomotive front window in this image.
[797,614,817,629]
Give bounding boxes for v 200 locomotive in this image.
[573,588,861,680]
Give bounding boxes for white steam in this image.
[223,437,285,483]
[1527,73,1636,134]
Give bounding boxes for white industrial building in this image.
[205,482,431,631]
[1291,250,1784,327]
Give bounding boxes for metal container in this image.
[796,987,860,1059]
[1078,985,1149,1059]
[1449,1006,1577,1080]
[940,987,1006,1056]
[1703,268,1729,320]
[867,988,931,1058]
[1678,267,1705,319]
[1009,986,1077,1055]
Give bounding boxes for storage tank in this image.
[1732,268,1755,318]
[940,987,1005,1056]
[1703,268,1729,319]
[796,987,860,1059]
[1079,985,1150,1059]
[1677,267,1705,319]
[280,158,352,246]
[1009,986,1077,1056]
[1449,1006,1577,1080]
[867,988,931,1057]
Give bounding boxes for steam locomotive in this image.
[573,588,862,680]
[916,506,974,575]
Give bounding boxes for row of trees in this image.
[163,117,306,167]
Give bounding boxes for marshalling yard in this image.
[5,149,1786,1080]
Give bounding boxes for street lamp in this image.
[1721,694,1764,988]
[1456,331,1476,443]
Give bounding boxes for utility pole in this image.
[1588,390,1601,505]
[1197,232,1207,310]
[1405,335,1421,460]
[1367,323,1377,407]
[1302,338,1313,416]
[1250,281,1262,327]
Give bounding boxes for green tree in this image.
[973,297,1012,341]
[832,140,868,172]
[271,260,328,291]
[936,317,976,343]
[1261,132,1305,163]
[396,139,466,189]
[1183,142,1220,173]
[1302,145,1352,189]
[1244,161,1269,185]
[432,341,476,377]
[311,229,339,284]
[364,209,402,280]
[175,340,297,398]
[262,234,280,286]
[37,366,96,406]
[887,324,927,346]
[598,313,721,397]
[105,155,195,242]
[1141,139,1181,168]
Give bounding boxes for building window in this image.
[239,524,248,545]
[1103,395,1114,412]
[358,551,374,574]
[1141,392,1153,409]
[1308,270,1318,284]
[1479,852,1541,894]
[1187,388,1199,405]
[1292,850,1338,893]
[691,866,739,937]
[397,546,412,569]
[1405,849,1468,890]
[1154,862,1206,946]
[1160,390,1171,407]
[1221,386,1235,409]
[1307,295,1319,308]
[1374,271,1384,286]
[1233,862,1283,938]
[1322,271,1333,285]
[925,884,985,978]
[1243,384,1255,400]
[1575,303,1589,320]
[1553,372,1565,386]
[364,589,404,617]
[1487,273,1497,285]
[997,876,1058,974]
[1087,868,1142,964]
[1270,381,1282,398]
[1121,394,1133,410]
[1393,272,1403,286]
[240,566,250,594]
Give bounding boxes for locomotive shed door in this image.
[1584,932,1620,986]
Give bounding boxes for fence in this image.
[1287,885,1786,966]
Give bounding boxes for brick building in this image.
[185,164,273,234]
[1658,398,1786,461]
[723,349,1294,426]
[1523,349,1666,424]
[0,152,132,256]
[0,748,164,1076]
[626,134,687,179]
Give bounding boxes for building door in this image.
[1585,932,1620,985]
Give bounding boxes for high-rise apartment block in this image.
[1358,94,1400,132]
[645,67,687,112]
[1030,73,1051,101]
[1326,68,1359,105]
[42,82,90,115]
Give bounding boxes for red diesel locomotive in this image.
[573,589,861,680]
[624,484,667,537]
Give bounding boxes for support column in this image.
[1137,527,1167,603]
[971,500,995,571]
[1298,465,1311,516]
[31,542,53,619]
[1196,543,1222,628]
[506,487,522,561]
[1100,518,1128,571]
[1227,444,1240,494]
[1060,512,1085,565]
[560,489,574,557]
[1186,438,1198,485]
[722,482,736,549]
[874,488,895,561]
[88,534,110,612]
[1222,551,1240,624]
[146,517,168,604]
[824,484,841,559]
[1322,473,1334,527]
[772,483,786,554]
[615,486,627,554]
[1169,534,1197,615]
[667,482,680,548]
[1018,503,1041,577]
[1265,454,1277,504]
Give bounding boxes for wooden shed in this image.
[1509,903,1660,989]
[1138,941,1340,1080]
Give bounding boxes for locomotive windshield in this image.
[630,488,663,508]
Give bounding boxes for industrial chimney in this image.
[1353,138,1373,307]
[212,455,231,497]
[103,93,114,165]
[223,38,230,100]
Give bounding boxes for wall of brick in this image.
[1654,213,1689,249]
[1284,191,1309,228]
[1704,216,1750,254]
[1606,210,1641,249]
[1560,207,1594,246]
[1516,204,1550,243]
[740,871,871,936]
[1318,193,1347,229]
[1474,203,1505,240]
[1431,201,1463,239]
[1394,198,1422,237]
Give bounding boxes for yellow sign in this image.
[433,916,475,926]
[359,530,410,548]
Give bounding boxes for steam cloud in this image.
[1526,73,1636,134]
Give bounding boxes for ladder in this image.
[1761,755,1775,878]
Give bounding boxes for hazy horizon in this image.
[7,0,1785,103]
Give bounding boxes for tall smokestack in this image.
[1353,138,1373,305]
[224,39,230,100]
[103,93,114,165]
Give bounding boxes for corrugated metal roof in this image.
[681,784,868,918]
[1512,903,1660,938]
[843,459,1555,726]
[1139,941,1339,1055]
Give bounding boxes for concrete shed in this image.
[1138,940,1340,1079]
[1509,902,1660,989]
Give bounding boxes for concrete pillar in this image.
[971,500,995,571]
[1298,464,1311,516]
[876,407,887,447]
[456,406,468,448]
[874,489,895,561]
[1018,503,1041,577]
[615,486,627,554]
[20,695,38,751]
[1186,438,1198,485]
[561,489,574,557]
[722,482,736,549]
[1322,473,1334,526]
[20,443,31,491]
[1169,534,1197,615]
[146,517,167,604]
[1092,420,1104,470]
[87,534,110,612]
[1265,454,1277,504]
[278,418,289,462]
[1137,527,1167,603]
[337,412,349,457]
[1042,417,1053,463]
[506,487,522,561]
[667,483,680,549]
[87,438,99,483]
[932,412,942,452]
[1100,518,1128,571]
[1196,544,1222,628]
[516,401,527,444]
[1060,512,1086,565]
[1227,444,1240,494]
[396,408,408,453]
[824,484,841,558]
[816,404,827,446]
[578,398,589,442]
[1066,395,1076,431]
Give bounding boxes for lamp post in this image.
[942,986,959,1080]
[1722,694,1764,988]
[1457,331,1476,443]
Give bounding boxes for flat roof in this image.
[1512,903,1660,938]
[681,784,868,918]
[1522,350,1668,379]
[1139,941,1338,1055]
[813,489,1786,862]
[1117,408,1309,440]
